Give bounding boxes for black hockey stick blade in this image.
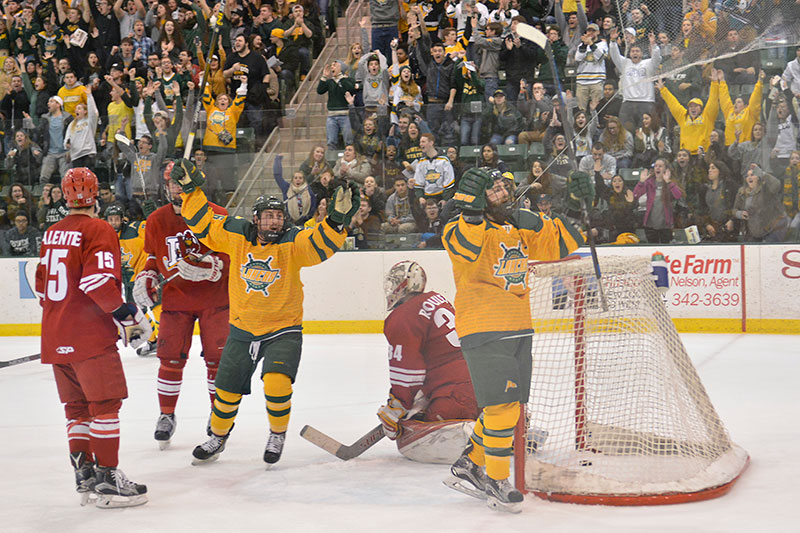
[300,424,385,461]
[0,353,41,368]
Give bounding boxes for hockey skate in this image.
[192,432,228,465]
[70,452,96,506]
[485,477,524,514]
[154,413,176,450]
[93,466,148,509]
[443,447,489,500]
[263,431,286,466]
[136,340,158,357]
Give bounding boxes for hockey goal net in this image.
[514,255,748,505]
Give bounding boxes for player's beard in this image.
[486,200,512,224]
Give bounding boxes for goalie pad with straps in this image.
[396,419,475,464]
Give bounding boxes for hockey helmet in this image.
[384,261,427,311]
[103,203,125,231]
[614,232,641,245]
[62,167,98,208]
[252,195,287,243]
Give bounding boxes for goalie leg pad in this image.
[396,419,474,464]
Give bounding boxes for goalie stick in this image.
[0,353,41,368]
[517,23,609,311]
[300,424,385,461]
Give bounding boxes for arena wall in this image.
[3,245,798,336]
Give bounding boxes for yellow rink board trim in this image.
[4,319,798,336]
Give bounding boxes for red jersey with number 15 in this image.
[36,214,124,365]
[384,291,474,410]
[143,203,230,312]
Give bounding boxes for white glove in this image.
[177,254,223,282]
[112,303,153,349]
[133,270,160,308]
[377,394,407,440]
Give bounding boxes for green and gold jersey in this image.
[442,209,583,341]
[181,188,347,340]
[119,220,146,287]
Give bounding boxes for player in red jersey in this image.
[132,162,230,449]
[377,261,479,464]
[36,168,150,508]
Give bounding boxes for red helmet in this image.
[62,167,98,208]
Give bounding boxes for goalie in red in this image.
[36,167,150,508]
[132,162,230,449]
[378,261,479,464]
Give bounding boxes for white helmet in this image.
[384,261,427,311]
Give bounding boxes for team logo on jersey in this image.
[425,169,441,183]
[504,380,517,393]
[120,246,133,268]
[493,242,528,290]
[240,254,281,296]
[164,230,202,270]
[56,346,75,355]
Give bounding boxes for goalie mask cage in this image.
[514,255,749,505]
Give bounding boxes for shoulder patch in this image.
[212,214,225,220]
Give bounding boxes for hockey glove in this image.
[141,199,157,218]
[133,270,160,308]
[567,171,595,207]
[453,168,493,214]
[170,157,205,193]
[377,394,407,440]
[112,303,153,349]
[177,253,223,282]
[328,181,361,227]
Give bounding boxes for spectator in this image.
[469,19,504,101]
[201,79,246,153]
[501,17,538,103]
[284,4,316,80]
[536,26,568,95]
[309,168,339,203]
[574,23,607,112]
[454,60,485,146]
[719,70,765,146]
[224,34,271,142]
[671,147,708,227]
[600,116,634,168]
[555,0,589,66]
[414,198,444,248]
[545,132,574,178]
[476,143,510,175]
[253,4,283,45]
[683,0,717,44]
[578,142,616,190]
[368,0,402,61]
[572,106,598,160]
[518,81,553,145]
[595,80,622,131]
[765,84,799,176]
[783,151,800,241]
[121,134,167,202]
[299,145,332,184]
[349,197,382,249]
[196,36,227,99]
[333,144,372,185]
[633,160,682,243]
[115,0,147,42]
[733,164,788,242]
[54,1,92,79]
[714,28,759,86]
[632,111,669,168]
[347,96,384,165]
[157,19,186,63]
[415,34,458,146]
[273,154,316,225]
[2,210,40,256]
[57,70,87,118]
[382,176,416,234]
[374,143,404,187]
[400,121,424,169]
[37,184,69,230]
[22,54,58,127]
[662,44,702,107]
[607,174,638,239]
[5,130,42,187]
[6,183,36,226]
[701,160,737,242]
[780,46,800,100]
[317,59,356,150]
[658,70,720,156]
[525,159,559,200]
[728,122,771,178]
[391,65,423,122]
[483,89,525,145]
[303,197,328,228]
[130,18,155,60]
[361,175,387,217]
[145,81,184,155]
[608,28,661,131]
[36,95,71,184]
[267,28,301,96]
[63,84,98,168]
[446,146,468,186]
[413,133,455,202]
[1,74,30,144]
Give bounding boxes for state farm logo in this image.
[56,346,75,355]
[781,250,800,279]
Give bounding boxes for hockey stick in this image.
[518,23,609,311]
[0,353,41,368]
[183,0,227,160]
[300,424,385,461]
[115,133,147,200]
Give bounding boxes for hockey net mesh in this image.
[520,255,748,503]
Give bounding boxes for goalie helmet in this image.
[62,167,98,208]
[252,195,287,243]
[384,261,427,311]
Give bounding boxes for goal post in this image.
[514,255,749,505]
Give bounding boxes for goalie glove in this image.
[177,253,223,282]
[377,394,407,440]
[133,270,160,308]
[112,303,153,349]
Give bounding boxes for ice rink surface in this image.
[1,333,797,533]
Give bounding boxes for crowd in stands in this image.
[2,0,800,256]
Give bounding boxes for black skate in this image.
[192,433,228,465]
[70,452,96,506]
[443,447,489,500]
[94,466,148,509]
[263,431,286,465]
[136,340,158,357]
[485,477,524,513]
[154,413,176,450]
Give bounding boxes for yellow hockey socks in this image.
[209,388,241,436]
[468,413,486,467]
[263,372,292,433]
[482,402,520,481]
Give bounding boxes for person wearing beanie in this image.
[657,68,721,156]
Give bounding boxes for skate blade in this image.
[487,495,522,514]
[79,491,97,506]
[95,493,148,509]
[443,475,487,500]
[191,453,221,466]
[158,439,171,450]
